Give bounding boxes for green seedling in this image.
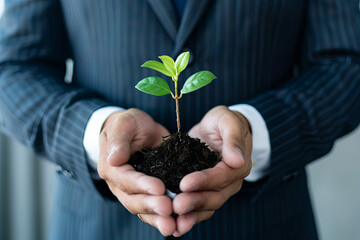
[135,52,216,132]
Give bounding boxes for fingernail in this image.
[234,147,244,163]
[180,204,195,215]
[173,231,182,237]
[107,146,118,162]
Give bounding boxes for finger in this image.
[188,123,201,139]
[180,161,241,192]
[104,164,166,195]
[124,108,170,149]
[173,179,242,215]
[137,214,176,236]
[154,123,171,144]
[105,113,170,166]
[112,190,173,216]
[174,211,215,237]
[106,116,137,166]
[99,132,109,165]
[152,123,170,143]
[218,113,250,169]
[131,121,170,151]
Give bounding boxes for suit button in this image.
[293,168,301,178]
[281,172,294,182]
[63,170,74,179]
[55,165,63,173]
[55,165,74,179]
[182,48,194,65]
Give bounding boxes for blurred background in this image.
[1,1,360,240]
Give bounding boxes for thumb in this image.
[152,123,171,146]
[222,136,246,169]
[107,141,131,166]
[220,115,248,169]
[106,121,136,166]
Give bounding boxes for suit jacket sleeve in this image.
[246,0,360,182]
[0,0,112,197]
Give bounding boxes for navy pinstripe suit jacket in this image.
[1,0,360,239]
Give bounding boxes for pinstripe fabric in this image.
[0,0,359,239]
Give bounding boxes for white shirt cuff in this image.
[228,104,271,182]
[83,106,125,168]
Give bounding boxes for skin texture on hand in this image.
[172,105,252,237]
[97,106,252,237]
[97,108,176,236]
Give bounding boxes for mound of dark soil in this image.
[128,132,220,193]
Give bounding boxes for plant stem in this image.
[174,78,181,132]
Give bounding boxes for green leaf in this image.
[175,51,190,75]
[141,60,173,77]
[180,71,217,94]
[135,77,172,96]
[158,55,176,77]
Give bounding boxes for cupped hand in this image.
[172,106,252,237]
[97,108,175,236]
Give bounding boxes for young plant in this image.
[135,52,216,132]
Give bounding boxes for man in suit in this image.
[0,0,359,239]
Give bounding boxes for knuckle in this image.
[219,114,234,128]
[118,182,132,194]
[219,173,231,187]
[118,115,136,130]
[107,111,138,132]
[215,166,233,188]
[122,199,137,214]
[198,211,215,223]
[205,211,215,221]
[117,169,136,193]
[195,194,206,210]
[97,165,106,180]
[212,105,227,114]
[126,206,137,215]
[214,194,226,210]
[126,109,151,124]
[128,208,138,214]
[231,181,243,197]
[141,198,153,214]
[124,195,154,215]
[243,161,252,177]
[107,183,116,195]
[236,181,243,193]
[103,112,122,129]
[214,183,226,192]
[107,184,123,203]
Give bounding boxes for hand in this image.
[97,108,176,236]
[172,106,252,237]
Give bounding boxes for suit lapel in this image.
[146,0,213,56]
[146,0,179,41]
[173,0,213,56]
